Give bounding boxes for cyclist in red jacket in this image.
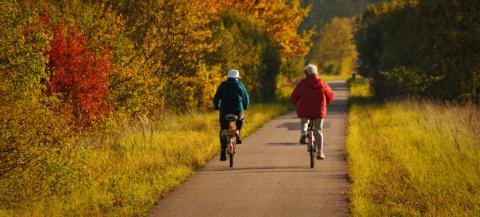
[291,64,334,160]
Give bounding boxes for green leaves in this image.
[355,0,480,100]
[380,67,442,97]
[0,0,50,101]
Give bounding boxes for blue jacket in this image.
[213,78,250,114]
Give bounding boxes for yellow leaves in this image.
[311,17,357,75]
[367,0,418,17]
[164,64,222,111]
[222,0,312,58]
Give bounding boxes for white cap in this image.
[304,64,318,75]
[227,69,241,78]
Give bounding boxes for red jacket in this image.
[291,75,334,119]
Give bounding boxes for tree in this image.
[220,0,313,58]
[105,0,218,78]
[104,0,222,111]
[310,17,358,75]
[355,0,480,100]
[417,0,480,99]
[213,8,280,101]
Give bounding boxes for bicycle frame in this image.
[226,121,237,154]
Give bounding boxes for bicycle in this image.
[221,114,240,167]
[305,119,322,168]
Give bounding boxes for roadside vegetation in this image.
[0,102,290,216]
[346,78,480,216]
[348,1,480,214]
[1,0,303,216]
[355,0,479,100]
[4,0,479,215]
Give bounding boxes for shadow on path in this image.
[199,166,348,178]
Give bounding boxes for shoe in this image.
[236,136,242,144]
[220,150,227,161]
[316,151,325,160]
[299,135,307,144]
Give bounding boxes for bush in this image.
[0,97,78,207]
[321,61,340,75]
[375,67,440,98]
[0,1,78,209]
[47,23,113,127]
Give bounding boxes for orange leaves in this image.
[48,24,113,127]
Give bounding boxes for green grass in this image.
[346,79,480,216]
[1,103,290,216]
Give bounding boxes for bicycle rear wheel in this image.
[309,143,315,168]
[228,142,235,167]
[229,152,234,167]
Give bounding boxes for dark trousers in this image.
[219,112,244,151]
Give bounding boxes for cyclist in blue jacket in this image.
[213,69,250,161]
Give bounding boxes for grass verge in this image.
[346,78,480,216]
[0,103,290,216]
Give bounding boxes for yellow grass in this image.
[346,79,480,216]
[1,103,290,216]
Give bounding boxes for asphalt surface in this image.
[148,80,349,217]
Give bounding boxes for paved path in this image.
[148,80,349,217]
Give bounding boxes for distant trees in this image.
[301,0,385,32]
[300,0,384,71]
[309,17,358,75]
[215,0,312,100]
[355,0,480,100]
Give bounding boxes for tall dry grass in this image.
[346,79,480,216]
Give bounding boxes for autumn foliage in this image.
[220,0,312,57]
[48,24,112,126]
[1,0,312,214]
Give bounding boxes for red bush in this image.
[48,24,112,127]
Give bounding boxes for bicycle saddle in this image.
[225,114,238,121]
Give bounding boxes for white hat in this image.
[304,64,318,75]
[227,69,241,78]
